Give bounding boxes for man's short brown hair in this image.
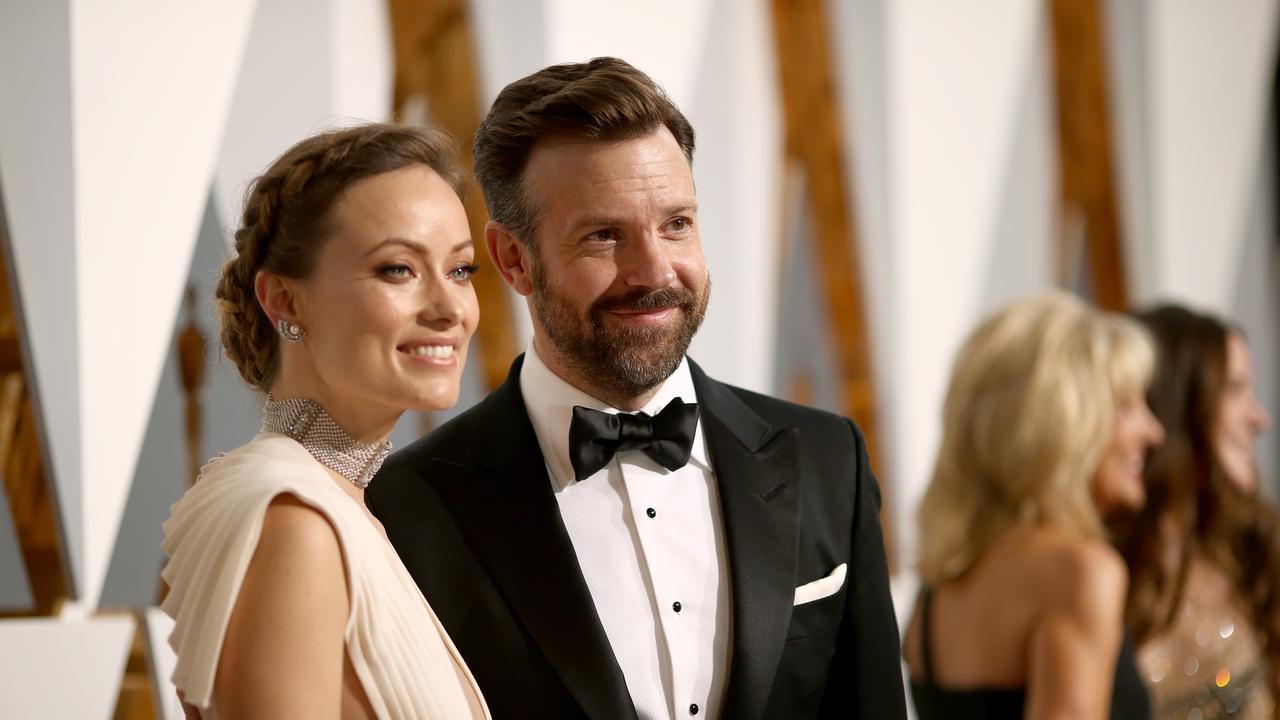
[472,56,696,246]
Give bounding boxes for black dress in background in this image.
[910,588,1152,719]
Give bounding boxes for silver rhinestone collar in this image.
[261,396,392,489]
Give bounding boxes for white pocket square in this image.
[793,563,847,606]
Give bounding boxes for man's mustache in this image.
[594,286,697,314]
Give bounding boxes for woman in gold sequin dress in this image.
[1112,305,1278,720]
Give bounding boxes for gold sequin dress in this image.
[1137,557,1274,719]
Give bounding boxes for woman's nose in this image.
[420,278,465,326]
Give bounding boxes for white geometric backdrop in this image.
[0,0,1276,716]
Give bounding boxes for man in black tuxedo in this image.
[368,57,906,719]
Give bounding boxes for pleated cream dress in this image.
[161,432,489,719]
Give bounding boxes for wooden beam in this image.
[0,179,67,617]
[1050,0,1129,310]
[771,0,893,565]
[388,0,519,391]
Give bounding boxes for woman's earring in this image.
[277,318,305,342]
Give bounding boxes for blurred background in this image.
[0,0,1276,717]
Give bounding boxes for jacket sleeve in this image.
[818,419,908,718]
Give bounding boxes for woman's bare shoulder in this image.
[1021,530,1126,627]
[259,494,344,558]
[997,527,1127,613]
[213,494,350,717]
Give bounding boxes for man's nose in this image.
[619,232,676,289]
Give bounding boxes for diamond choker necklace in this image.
[260,396,392,489]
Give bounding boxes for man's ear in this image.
[485,221,535,297]
[254,270,304,329]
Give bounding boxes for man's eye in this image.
[379,264,414,279]
[588,230,617,242]
[448,264,480,282]
[669,217,689,231]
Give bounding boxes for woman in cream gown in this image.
[161,123,489,719]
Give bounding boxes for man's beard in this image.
[532,263,710,400]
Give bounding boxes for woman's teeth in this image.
[406,345,455,358]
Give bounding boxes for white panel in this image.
[143,607,183,720]
[684,0,782,392]
[981,19,1058,311]
[1146,0,1280,314]
[886,0,1044,565]
[100,342,187,608]
[545,0,714,110]
[470,0,549,105]
[214,0,393,230]
[0,615,134,719]
[72,0,257,607]
[829,0,897,479]
[0,0,84,596]
[331,0,394,120]
[1102,0,1157,302]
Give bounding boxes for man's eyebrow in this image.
[567,205,698,233]
[363,238,473,256]
[569,217,628,233]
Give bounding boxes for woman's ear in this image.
[254,270,304,328]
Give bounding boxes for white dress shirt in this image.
[520,344,732,720]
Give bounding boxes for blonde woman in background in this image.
[904,292,1163,719]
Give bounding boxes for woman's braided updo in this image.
[217,122,464,392]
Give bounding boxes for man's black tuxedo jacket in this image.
[367,356,907,719]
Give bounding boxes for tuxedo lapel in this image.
[429,356,636,720]
[692,362,801,720]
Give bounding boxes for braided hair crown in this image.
[215,122,464,391]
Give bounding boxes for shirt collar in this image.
[519,341,708,490]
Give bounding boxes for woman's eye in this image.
[378,263,415,280]
[448,263,480,282]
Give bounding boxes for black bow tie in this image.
[568,398,700,481]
